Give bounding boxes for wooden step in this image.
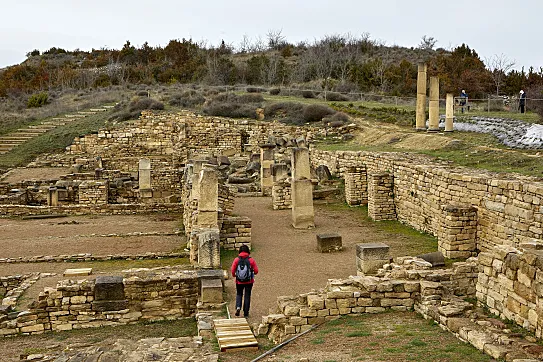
[214,318,258,353]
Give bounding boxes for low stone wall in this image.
[220,217,252,250]
[0,251,187,264]
[272,180,292,210]
[0,270,199,336]
[310,149,543,252]
[258,258,478,343]
[78,180,108,205]
[0,274,35,299]
[476,244,543,338]
[0,203,181,217]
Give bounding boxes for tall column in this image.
[197,166,218,228]
[415,63,427,131]
[191,159,207,202]
[291,148,310,180]
[445,93,454,132]
[428,76,440,132]
[139,158,152,199]
[47,187,58,207]
[260,144,275,196]
[291,147,314,229]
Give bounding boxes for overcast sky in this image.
[1,0,542,72]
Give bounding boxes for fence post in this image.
[488,96,490,113]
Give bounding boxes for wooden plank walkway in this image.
[213,318,259,352]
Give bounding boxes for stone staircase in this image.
[0,105,113,155]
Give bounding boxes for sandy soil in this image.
[0,167,72,183]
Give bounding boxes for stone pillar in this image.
[95,156,103,169]
[94,168,103,179]
[272,163,289,183]
[291,179,314,229]
[198,228,221,269]
[445,93,454,132]
[92,276,128,312]
[191,159,207,202]
[47,187,58,207]
[291,148,310,180]
[415,63,427,131]
[260,144,275,196]
[356,243,390,275]
[367,173,396,221]
[139,158,152,198]
[428,76,440,132]
[345,166,367,206]
[291,147,314,228]
[197,167,218,228]
[438,205,477,258]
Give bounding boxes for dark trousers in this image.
[236,283,253,317]
[520,104,525,113]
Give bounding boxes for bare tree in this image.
[485,53,515,95]
[238,34,251,53]
[418,35,437,50]
[266,29,286,50]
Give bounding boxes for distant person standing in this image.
[459,90,468,113]
[231,245,258,318]
[519,90,527,113]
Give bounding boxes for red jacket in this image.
[231,252,258,284]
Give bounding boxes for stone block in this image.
[316,233,342,253]
[200,278,223,303]
[417,252,445,267]
[63,268,92,277]
[94,276,124,301]
[356,243,390,274]
[197,229,221,269]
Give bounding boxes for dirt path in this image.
[225,197,432,325]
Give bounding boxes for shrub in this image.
[27,92,49,108]
[265,102,305,122]
[128,97,164,112]
[246,87,264,93]
[203,102,257,119]
[328,112,351,124]
[136,90,149,97]
[302,90,316,99]
[303,104,336,122]
[169,90,205,108]
[269,88,281,95]
[325,92,350,102]
[334,82,358,94]
[238,93,264,103]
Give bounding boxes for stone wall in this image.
[344,166,367,206]
[476,244,543,338]
[310,149,543,251]
[220,217,252,250]
[0,203,181,217]
[258,258,478,343]
[0,271,198,337]
[0,274,34,299]
[272,179,292,210]
[78,180,108,205]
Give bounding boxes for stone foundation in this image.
[345,166,367,206]
[367,173,396,221]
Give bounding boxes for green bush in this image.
[27,92,49,108]
[169,90,205,108]
[246,87,264,93]
[328,112,351,124]
[302,90,316,99]
[269,88,281,95]
[203,102,257,119]
[303,104,336,122]
[325,92,350,102]
[128,97,164,112]
[265,102,305,122]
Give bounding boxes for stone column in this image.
[291,148,310,180]
[428,76,440,132]
[139,158,152,198]
[445,93,454,132]
[272,163,289,182]
[438,205,477,258]
[367,173,396,221]
[415,63,427,131]
[291,179,315,229]
[260,144,275,196]
[198,228,221,269]
[197,167,218,228]
[191,159,207,202]
[47,187,58,207]
[291,147,314,228]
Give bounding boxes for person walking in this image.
[519,90,527,113]
[231,244,258,318]
[459,90,468,113]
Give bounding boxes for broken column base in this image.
[317,233,342,252]
[356,243,390,275]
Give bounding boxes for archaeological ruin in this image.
[1,106,543,361]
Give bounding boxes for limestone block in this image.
[356,243,390,274]
[200,278,223,303]
[316,233,342,253]
[197,229,221,269]
[92,276,128,312]
[291,179,314,229]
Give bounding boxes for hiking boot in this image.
[244,313,249,318]
[235,309,241,317]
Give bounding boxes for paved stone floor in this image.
[24,336,219,362]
